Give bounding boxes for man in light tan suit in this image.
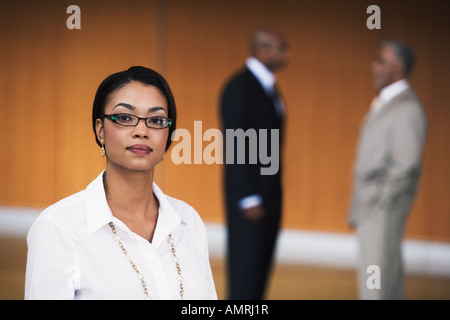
[349,41,427,299]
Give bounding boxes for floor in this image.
[2,236,450,300]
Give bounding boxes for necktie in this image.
[370,96,383,114]
[268,85,284,116]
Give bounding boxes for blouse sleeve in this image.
[25,217,79,300]
[195,213,218,300]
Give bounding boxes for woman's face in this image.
[95,81,169,173]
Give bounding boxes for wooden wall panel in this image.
[0,0,160,205]
[51,0,161,201]
[0,1,59,206]
[1,0,449,242]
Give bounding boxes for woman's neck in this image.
[103,165,159,241]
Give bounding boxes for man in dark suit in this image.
[219,28,289,299]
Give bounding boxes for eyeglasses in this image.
[102,113,172,129]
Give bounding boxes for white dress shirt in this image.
[246,56,285,116]
[371,79,410,114]
[246,56,276,92]
[25,171,217,300]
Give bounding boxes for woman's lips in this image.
[127,144,152,155]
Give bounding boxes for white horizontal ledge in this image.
[1,206,450,277]
[205,222,450,277]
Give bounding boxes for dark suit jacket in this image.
[220,67,284,214]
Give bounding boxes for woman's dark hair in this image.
[92,66,177,151]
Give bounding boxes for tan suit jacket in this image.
[349,87,427,226]
[348,87,427,299]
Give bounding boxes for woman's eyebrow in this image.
[149,106,167,114]
[112,103,135,111]
[112,103,167,114]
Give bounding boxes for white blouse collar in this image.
[85,171,181,247]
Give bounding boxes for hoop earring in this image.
[162,153,165,161]
[100,140,106,158]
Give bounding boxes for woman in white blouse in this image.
[25,66,217,300]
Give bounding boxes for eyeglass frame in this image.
[101,113,172,129]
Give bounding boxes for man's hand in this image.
[241,204,266,221]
